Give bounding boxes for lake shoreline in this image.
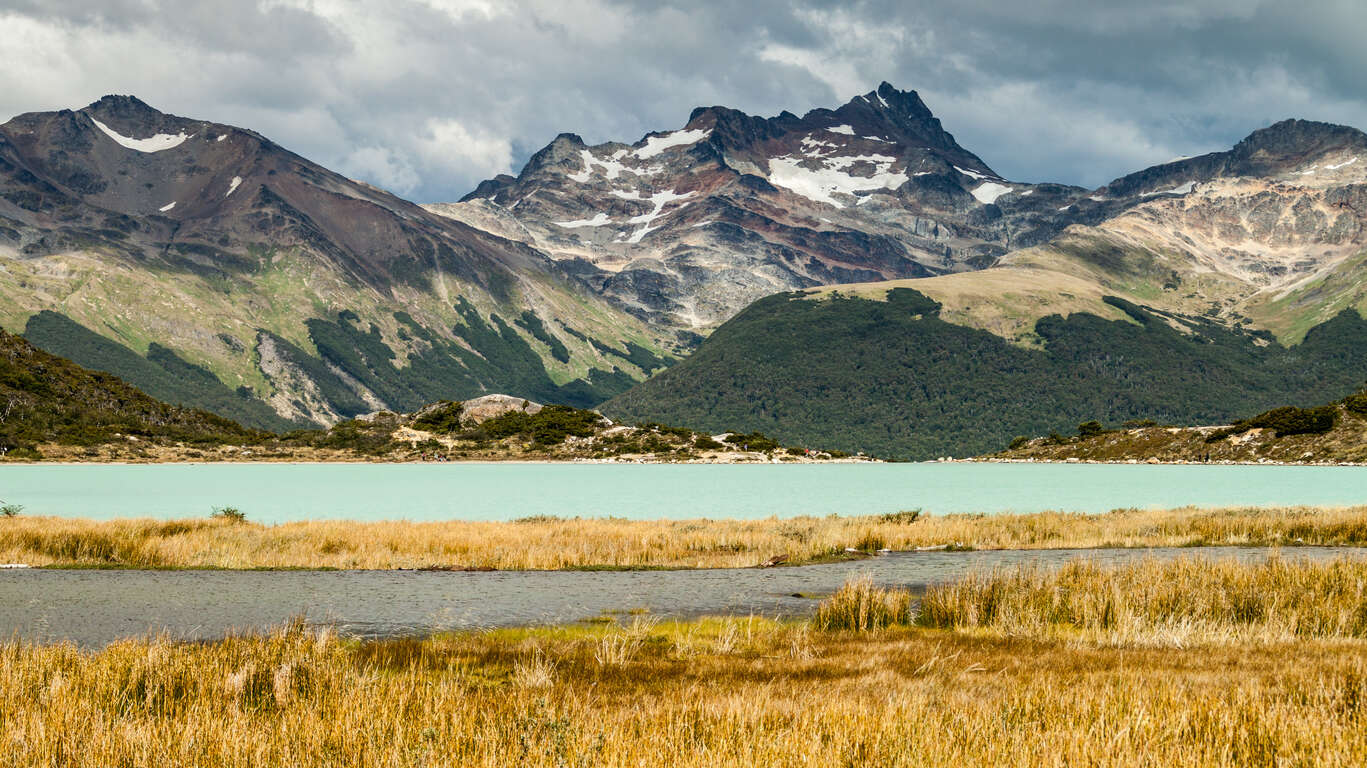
[4,505,1365,571]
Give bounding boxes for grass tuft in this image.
[812,575,913,631]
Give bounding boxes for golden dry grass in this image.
[3,504,1367,569]
[3,600,1366,765]
[918,556,1367,644]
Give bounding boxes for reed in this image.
[916,556,1367,645]
[2,504,1366,570]
[3,610,1365,766]
[811,574,913,631]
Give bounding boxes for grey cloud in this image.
[1,0,1364,199]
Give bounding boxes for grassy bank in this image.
[3,558,1366,766]
[3,505,1367,569]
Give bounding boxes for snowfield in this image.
[634,128,711,159]
[90,117,189,153]
[768,152,908,208]
[971,182,1012,204]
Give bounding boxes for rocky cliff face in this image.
[0,96,679,428]
[436,83,1101,327]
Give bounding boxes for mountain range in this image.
[0,95,679,430]
[4,87,1367,457]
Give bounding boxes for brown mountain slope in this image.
[0,96,679,429]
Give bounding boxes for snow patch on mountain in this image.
[1142,181,1195,197]
[89,117,190,153]
[226,176,242,197]
[554,212,612,228]
[634,128,711,159]
[1326,157,1358,170]
[826,124,855,135]
[610,189,696,243]
[567,150,631,182]
[953,165,993,182]
[158,201,176,212]
[971,182,1012,205]
[768,152,908,208]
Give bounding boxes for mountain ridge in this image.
[0,95,682,429]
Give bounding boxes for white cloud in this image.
[3,0,1367,201]
[344,146,420,194]
[417,118,516,182]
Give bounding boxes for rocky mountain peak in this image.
[1232,119,1367,169]
[79,94,191,136]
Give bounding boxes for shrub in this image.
[1008,436,1029,450]
[0,503,22,518]
[1209,405,1339,443]
[211,506,247,523]
[1077,420,1105,438]
[879,509,922,524]
[693,435,723,451]
[1122,419,1159,429]
[1344,390,1367,417]
[1245,406,1336,437]
[412,401,464,434]
[722,431,781,452]
[483,405,603,445]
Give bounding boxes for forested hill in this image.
[604,288,1367,460]
[0,328,264,458]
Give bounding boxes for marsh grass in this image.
[4,504,1367,570]
[812,574,913,631]
[917,556,1367,646]
[3,605,1366,766]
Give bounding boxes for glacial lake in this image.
[2,462,1367,522]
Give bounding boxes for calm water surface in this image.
[3,547,1363,648]
[3,463,1367,522]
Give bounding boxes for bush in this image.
[412,401,464,434]
[1122,419,1159,429]
[1245,405,1336,437]
[693,435,723,451]
[722,431,780,452]
[483,405,603,445]
[1343,390,1367,417]
[879,509,921,524]
[0,503,22,518]
[211,506,247,523]
[1008,436,1029,450]
[1077,420,1105,438]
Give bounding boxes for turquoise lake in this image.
[2,462,1365,522]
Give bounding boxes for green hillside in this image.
[604,288,1367,459]
[0,328,267,458]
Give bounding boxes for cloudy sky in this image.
[3,0,1365,201]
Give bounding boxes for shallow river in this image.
[4,462,1367,522]
[4,547,1362,647]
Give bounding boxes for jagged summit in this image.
[438,84,1076,327]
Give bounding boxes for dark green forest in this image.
[21,305,661,429]
[605,288,1367,459]
[23,311,296,431]
[0,328,268,457]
